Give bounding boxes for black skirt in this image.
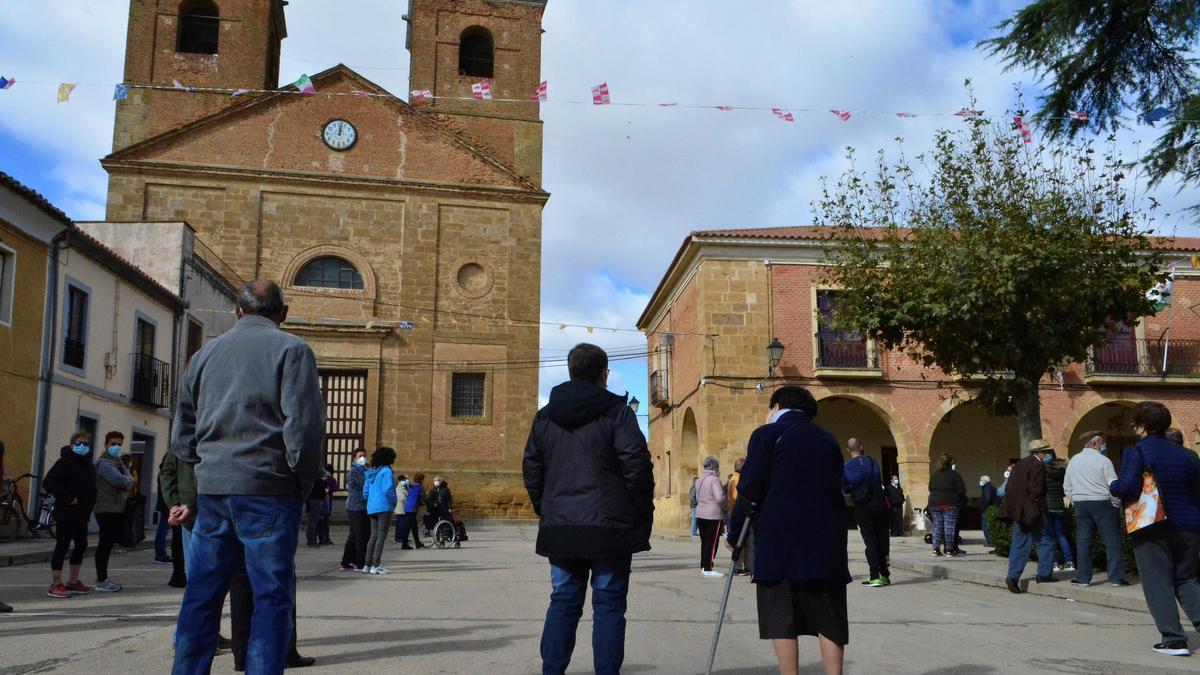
[756,580,849,645]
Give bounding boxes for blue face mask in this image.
[107,445,122,458]
[71,442,91,456]
[1099,444,1108,455]
[1042,454,1053,464]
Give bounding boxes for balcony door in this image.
[1092,324,1139,374]
[816,290,869,368]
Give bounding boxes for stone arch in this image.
[813,390,916,462]
[679,407,700,485]
[459,26,495,78]
[1060,396,1143,470]
[283,244,377,299]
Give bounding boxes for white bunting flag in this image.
[1013,116,1032,143]
[591,82,612,105]
[954,108,984,118]
[532,80,548,102]
[1068,110,1089,122]
[471,81,492,100]
[411,88,432,101]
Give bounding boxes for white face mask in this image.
[890,479,899,487]
[434,481,442,487]
[951,463,957,471]
[1003,470,1011,479]
[355,457,367,466]
[979,481,985,487]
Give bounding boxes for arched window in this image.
[459,27,494,78]
[294,257,365,290]
[178,1,220,55]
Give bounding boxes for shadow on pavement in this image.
[298,626,500,648]
[922,666,997,675]
[314,633,536,665]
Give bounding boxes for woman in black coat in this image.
[43,431,98,598]
[927,453,967,557]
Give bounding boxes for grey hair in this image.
[847,438,862,453]
[703,455,720,471]
[1166,428,1185,445]
[238,280,285,317]
[734,457,746,472]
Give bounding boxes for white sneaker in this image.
[701,570,725,578]
[94,579,121,593]
[1063,563,1076,572]
[373,567,391,575]
[361,566,374,574]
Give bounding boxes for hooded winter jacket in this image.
[403,480,424,514]
[43,451,97,524]
[363,465,397,515]
[523,379,655,559]
[94,454,134,515]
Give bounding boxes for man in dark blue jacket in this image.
[523,344,653,675]
[728,386,849,675]
[1109,401,1200,657]
[843,438,890,586]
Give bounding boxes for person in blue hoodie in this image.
[362,447,398,575]
[399,472,426,549]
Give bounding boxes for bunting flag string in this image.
[1013,115,1032,143]
[9,78,1195,126]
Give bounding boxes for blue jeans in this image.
[155,514,171,559]
[1074,500,1126,583]
[690,507,698,536]
[1007,520,1055,581]
[173,495,302,675]
[541,555,632,675]
[1045,511,1074,565]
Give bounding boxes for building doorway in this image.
[815,396,898,527]
[929,401,1019,530]
[319,370,367,491]
[1067,401,1139,472]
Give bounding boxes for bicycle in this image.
[0,474,55,543]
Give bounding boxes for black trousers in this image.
[404,512,424,547]
[890,507,905,536]
[94,513,123,581]
[341,510,370,567]
[856,506,891,580]
[51,521,88,571]
[168,525,186,586]
[231,563,299,668]
[698,518,724,571]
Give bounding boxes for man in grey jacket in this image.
[170,280,325,675]
[1065,430,1128,587]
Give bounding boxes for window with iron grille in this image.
[451,373,486,418]
[294,256,365,290]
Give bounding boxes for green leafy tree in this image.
[980,0,1200,196]
[816,117,1165,452]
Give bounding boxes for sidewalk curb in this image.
[0,538,146,568]
[888,557,1149,613]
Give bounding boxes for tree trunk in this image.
[1013,377,1044,456]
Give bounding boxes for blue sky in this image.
[3,0,1197,433]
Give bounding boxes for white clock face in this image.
[322,119,357,151]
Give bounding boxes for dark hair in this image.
[104,431,125,445]
[1133,401,1171,436]
[371,447,397,467]
[568,343,608,382]
[398,474,408,482]
[323,462,334,473]
[353,448,366,459]
[769,386,817,417]
[413,472,425,482]
[70,431,92,445]
[1165,428,1185,445]
[937,453,955,472]
[237,279,285,317]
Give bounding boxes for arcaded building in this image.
[101,0,549,515]
[637,227,1200,530]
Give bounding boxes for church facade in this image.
[101,0,549,516]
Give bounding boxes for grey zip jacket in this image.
[171,315,326,496]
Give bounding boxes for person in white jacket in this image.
[1064,430,1128,587]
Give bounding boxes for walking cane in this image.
[704,502,757,675]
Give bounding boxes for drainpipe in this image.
[31,233,66,517]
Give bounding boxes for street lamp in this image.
[767,338,785,377]
[629,396,640,414]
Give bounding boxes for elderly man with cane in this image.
[714,386,850,675]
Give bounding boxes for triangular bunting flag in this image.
[1068,110,1088,122]
[771,108,795,122]
[830,109,852,121]
[293,74,316,94]
[57,83,76,103]
[113,84,128,101]
[532,80,548,102]
[0,77,15,90]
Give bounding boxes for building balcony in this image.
[1084,339,1200,385]
[131,354,171,408]
[814,337,882,378]
[650,370,670,408]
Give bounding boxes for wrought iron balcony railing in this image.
[131,353,171,408]
[1086,338,1200,378]
[815,337,879,370]
[650,370,669,408]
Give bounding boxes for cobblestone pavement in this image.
[0,523,1195,674]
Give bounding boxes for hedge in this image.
[983,505,1138,577]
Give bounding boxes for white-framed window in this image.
[0,241,14,326]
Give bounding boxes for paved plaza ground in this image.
[0,523,1197,674]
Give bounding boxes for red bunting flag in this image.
[954,108,984,118]
[715,105,734,111]
[591,82,611,105]
[830,109,852,122]
[1068,110,1088,122]
[1013,116,1032,143]
[532,81,548,102]
[772,108,795,122]
[410,88,432,101]
[471,81,492,100]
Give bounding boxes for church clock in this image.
[322,119,357,151]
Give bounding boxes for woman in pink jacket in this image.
[696,456,728,577]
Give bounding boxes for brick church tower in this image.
[102,0,551,517]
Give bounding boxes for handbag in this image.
[1124,449,1168,535]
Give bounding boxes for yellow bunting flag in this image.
[1192,255,1199,269]
[57,83,76,103]
[586,327,594,334]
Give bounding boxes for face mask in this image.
[951,463,957,471]
[979,481,985,487]
[1003,470,1011,479]
[434,481,442,487]
[71,442,90,456]
[355,457,367,466]
[106,445,122,458]
[891,480,899,487]
[1042,454,1053,464]
[1099,444,1108,455]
